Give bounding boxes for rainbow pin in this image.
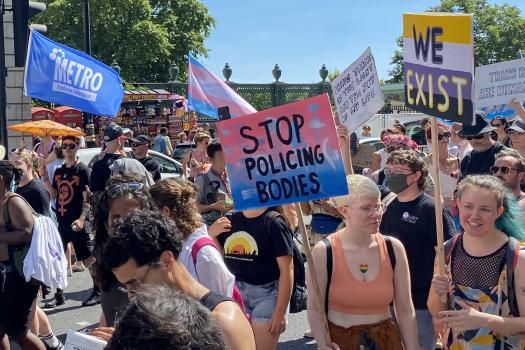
[359,264,369,274]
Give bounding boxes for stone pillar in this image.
[4,0,33,151]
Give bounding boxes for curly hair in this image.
[105,285,226,350]
[457,175,525,241]
[94,174,156,291]
[149,178,202,239]
[101,210,184,272]
[387,149,428,190]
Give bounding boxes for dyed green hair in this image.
[457,175,525,241]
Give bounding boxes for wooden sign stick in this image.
[430,117,447,303]
[294,202,332,346]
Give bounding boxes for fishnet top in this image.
[451,236,507,289]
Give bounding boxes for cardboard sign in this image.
[217,94,348,210]
[403,13,474,125]
[331,47,384,132]
[475,59,525,110]
[64,330,107,350]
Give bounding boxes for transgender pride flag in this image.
[188,53,257,119]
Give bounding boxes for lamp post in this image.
[83,0,94,142]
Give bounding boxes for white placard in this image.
[64,330,107,350]
[475,58,525,110]
[331,47,384,132]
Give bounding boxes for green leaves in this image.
[36,0,215,83]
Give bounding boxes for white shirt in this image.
[178,225,235,297]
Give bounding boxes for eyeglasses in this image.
[131,142,147,148]
[105,182,144,196]
[491,123,503,127]
[9,148,26,154]
[384,168,415,176]
[61,143,77,150]
[127,261,163,295]
[464,134,485,140]
[429,132,451,141]
[347,204,385,216]
[490,166,520,174]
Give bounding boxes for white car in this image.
[77,147,184,179]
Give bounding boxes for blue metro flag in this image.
[188,53,256,119]
[24,30,124,117]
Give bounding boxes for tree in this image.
[387,0,525,82]
[36,0,215,83]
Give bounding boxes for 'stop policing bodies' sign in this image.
[24,30,124,117]
[403,13,474,125]
[331,47,384,133]
[217,94,349,211]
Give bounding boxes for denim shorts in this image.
[236,280,278,323]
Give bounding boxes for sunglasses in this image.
[491,123,503,127]
[105,182,144,196]
[490,166,519,174]
[429,132,451,141]
[131,142,147,148]
[61,143,77,150]
[464,134,485,140]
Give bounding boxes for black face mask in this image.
[386,173,411,194]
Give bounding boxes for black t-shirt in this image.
[136,156,161,181]
[90,153,122,192]
[15,179,50,216]
[52,163,91,225]
[380,193,455,309]
[218,210,293,285]
[460,142,507,177]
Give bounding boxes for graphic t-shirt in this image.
[380,193,455,309]
[52,163,91,226]
[16,179,50,216]
[90,153,122,192]
[218,210,293,285]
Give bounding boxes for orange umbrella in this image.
[8,120,85,137]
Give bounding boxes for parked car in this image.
[172,143,196,162]
[352,137,384,174]
[77,148,184,179]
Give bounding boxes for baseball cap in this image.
[103,123,123,142]
[506,119,525,133]
[130,135,151,144]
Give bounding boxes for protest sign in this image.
[331,47,384,132]
[403,13,474,124]
[217,94,348,210]
[64,330,107,350]
[24,30,124,117]
[475,58,525,110]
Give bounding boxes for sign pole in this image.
[430,118,447,302]
[294,203,332,346]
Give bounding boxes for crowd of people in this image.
[0,101,524,350]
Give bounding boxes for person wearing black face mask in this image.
[380,149,455,350]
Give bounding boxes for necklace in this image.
[359,264,369,282]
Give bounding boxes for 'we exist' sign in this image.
[403,13,474,125]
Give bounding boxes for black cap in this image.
[458,112,495,137]
[130,134,151,144]
[103,122,123,142]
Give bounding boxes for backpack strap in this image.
[444,234,461,265]
[381,192,397,210]
[384,236,396,270]
[506,237,522,317]
[191,236,218,264]
[322,238,332,316]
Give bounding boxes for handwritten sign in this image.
[475,58,525,110]
[403,13,474,124]
[217,94,348,210]
[331,47,384,132]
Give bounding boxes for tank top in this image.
[328,232,394,315]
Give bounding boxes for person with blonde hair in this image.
[428,175,525,349]
[182,132,211,182]
[307,174,419,350]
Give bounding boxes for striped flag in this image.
[188,53,257,119]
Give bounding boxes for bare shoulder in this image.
[212,300,249,325]
[212,301,255,349]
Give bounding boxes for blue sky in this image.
[199,0,525,83]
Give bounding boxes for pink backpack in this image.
[191,237,246,312]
